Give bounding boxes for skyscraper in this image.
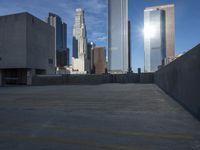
[144,4,175,72]
[48,13,68,68]
[108,0,129,74]
[72,8,88,74]
[87,42,96,73]
[128,21,132,72]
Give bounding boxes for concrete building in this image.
[92,47,106,74]
[144,4,175,72]
[0,12,55,85]
[108,0,129,74]
[48,13,68,68]
[72,8,88,74]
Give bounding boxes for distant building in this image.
[56,49,69,67]
[92,47,106,74]
[48,13,68,68]
[108,0,129,74]
[87,42,96,73]
[66,48,70,66]
[128,21,132,72]
[144,4,175,72]
[72,8,88,74]
[0,12,55,85]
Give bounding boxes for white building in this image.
[108,0,129,74]
[72,8,88,74]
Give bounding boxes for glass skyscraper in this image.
[108,0,129,74]
[48,13,68,67]
[144,4,175,72]
[144,9,166,72]
[48,13,67,50]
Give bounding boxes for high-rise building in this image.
[108,0,129,74]
[87,42,96,73]
[128,21,132,72]
[144,4,175,72]
[48,13,68,68]
[72,8,88,74]
[92,47,106,74]
[66,48,70,66]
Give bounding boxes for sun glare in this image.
[143,24,157,38]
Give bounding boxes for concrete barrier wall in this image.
[0,70,2,86]
[32,73,154,86]
[155,44,200,119]
[140,73,154,83]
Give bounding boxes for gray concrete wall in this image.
[140,73,154,83]
[26,13,55,74]
[0,70,2,86]
[155,44,200,119]
[0,13,27,68]
[0,12,55,74]
[32,75,110,85]
[32,73,154,85]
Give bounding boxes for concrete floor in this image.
[0,84,200,150]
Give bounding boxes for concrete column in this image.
[0,70,2,86]
[27,69,35,86]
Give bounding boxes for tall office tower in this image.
[144,4,175,72]
[128,21,132,72]
[66,48,70,66]
[48,13,68,68]
[72,8,88,74]
[92,47,106,74]
[87,42,96,73]
[108,0,129,74]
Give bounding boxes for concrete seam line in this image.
[0,134,147,150]
[3,124,195,140]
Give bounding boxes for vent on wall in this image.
[32,17,35,24]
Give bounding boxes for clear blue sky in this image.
[0,0,200,72]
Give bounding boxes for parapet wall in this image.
[155,44,200,119]
[32,73,154,85]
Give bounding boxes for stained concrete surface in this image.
[0,84,200,150]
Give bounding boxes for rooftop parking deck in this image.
[0,84,200,150]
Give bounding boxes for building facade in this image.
[0,12,55,85]
[72,8,88,74]
[92,47,106,74]
[48,13,68,68]
[87,42,96,73]
[108,0,129,74]
[128,21,132,72]
[144,4,175,72]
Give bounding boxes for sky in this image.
[0,0,200,72]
